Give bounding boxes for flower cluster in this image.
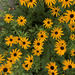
[0,0,75,75]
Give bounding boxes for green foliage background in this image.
[0,0,75,75]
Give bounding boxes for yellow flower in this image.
[14,36,22,44]
[22,63,32,71]
[68,22,75,32]
[46,62,58,71]
[33,39,44,50]
[58,16,66,23]
[50,7,60,17]
[32,49,43,56]
[19,0,29,6]
[71,49,75,56]
[17,16,27,26]
[37,30,48,41]
[43,18,53,28]
[61,0,73,8]
[5,35,16,46]
[44,0,56,7]
[10,48,22,61]
[51,27,64,40]
[27,0,37,8]
[63,59,75,70]
[19,37,31,50]
[64,10,75,23]
[7,57,16,64]
[4,14,13,23]
[54,40,67,56]
[24,55,33,65]
[70,34,75,40]
[0,54,5,63]
[0,63,12,75]
[48,70,58,75]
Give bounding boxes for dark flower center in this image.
[14,53,17,56]
[55,31,58,34]
[47,21,50,24]
[74,52,75,54]
[55,10,57,12]
[60,46,64,50]
[52,72,54,75]
[72,25,74,28]
[37,43,40,46]
[41,35,43,37]
[20,19,23,22]
[37,51,39,53]
[68,65,72,69]
[25,64,28,67]
[23,42,26,45]
[8,17,10,19]
[65,0,68,1]
[30,60,32,62]
[70,14,74,18]
[18,38,20,40]
[10,39,13,41]
[3,68,8,72]
[30,0,32,2]
[10,60,12,62]
[50,66,54,70]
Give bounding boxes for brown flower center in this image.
[68,65,72,69]
[50,66,54,70]
[70,14,74,18]
[3,68,8,72]
[14,53,17,56]
[37,43,40,46]
[55,31,58,35]
[10,39,13,41]
[60,46,64,50]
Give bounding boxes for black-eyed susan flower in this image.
[10,48,22,61]
[24,55,33,65]
[7,57,16,64]
[4,14,13,23]
[63,59,75,70]
[33,39,44,50]
[44,0,56,7]
[22,63,32,71]
[71,49,75,56]
[17,16,27,26]
[43,18,53,28]
[19,0,28,6]
[64,10,75,23]
[70,34,75,40]
[48,70,58,75]
[0,54,5,63]
[32,49,43,56]
[37,30,48,41]
[46,62,58,71]
[61,0,73,8]
[19,37,31,50]
[51,27,64,40]
[54,40,67,56]
[68,22,75,32]
[14,36,22,44]
[5,35,16,46]
[0,63,12,75]
[50,7,60,17]
[27,0,37,8]
[58,16,66,23]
